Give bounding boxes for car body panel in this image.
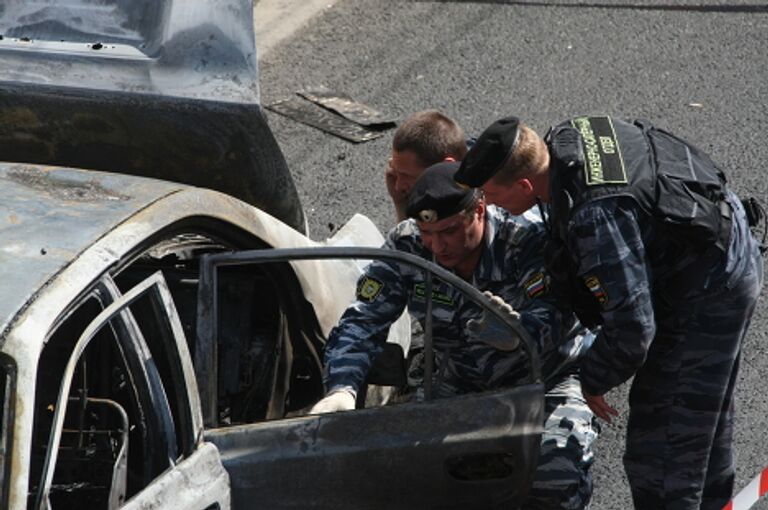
[206,385,543,510]
[197,246,543,509]
[0,164,381,347]
[121,442,231,510]
[32,271,209,510]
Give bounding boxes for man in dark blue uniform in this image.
[453,115,764,510]
[313,162,598,509]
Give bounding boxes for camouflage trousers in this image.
[522,373,598,510]
[624,245,763,510]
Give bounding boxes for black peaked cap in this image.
[454,116,520,187]
[406,161,475,223]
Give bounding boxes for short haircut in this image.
[460,190,484,218]
[492,124,549,184]
[392,110,467,166]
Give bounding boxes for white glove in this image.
[309,388,356,414]
[465,291,522,351]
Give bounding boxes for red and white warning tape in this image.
[723,466,768,510]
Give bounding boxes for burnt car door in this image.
[30,272,228,510]
[196,247,545,510]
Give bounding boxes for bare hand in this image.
[583,391,619,423]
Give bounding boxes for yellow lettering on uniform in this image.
[599,136,616,154]
[573,117,603,184]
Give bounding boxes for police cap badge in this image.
[406,161,477,223]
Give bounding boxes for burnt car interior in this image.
[113,229,327,424]
[28,225,329,509]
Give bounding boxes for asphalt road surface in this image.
[257,1,768,508]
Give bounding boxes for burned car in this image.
[0,1,546,509]
[0,166,544,510]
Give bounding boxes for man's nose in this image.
[430,236,445,254]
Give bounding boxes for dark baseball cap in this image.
[454,116,520,187]
[406,161,476,223]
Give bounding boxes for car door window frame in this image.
[33,271,198,510]
[101,275,202,458]
[0,352,15,510]
[195,246,542,427]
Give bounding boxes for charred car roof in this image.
[0,163,185,334]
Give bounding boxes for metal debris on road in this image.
[297,86,396,128]
[266,87,396,143]
[266,96,387,142]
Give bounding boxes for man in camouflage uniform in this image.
[454,116,764,510]
[312,162,598,509]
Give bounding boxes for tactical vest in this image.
[544,116,730,327]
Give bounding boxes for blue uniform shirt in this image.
[324,205,591,395]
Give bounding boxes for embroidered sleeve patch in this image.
[570,116,628,186]
[584,275,608,305]
[524,272,546,299]
[412,283,454,305]
[357,276,384,302]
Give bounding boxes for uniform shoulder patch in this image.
[524,272,547,299]
[357,276,384,303]
[584,275,608,305]
[570,116,628,187]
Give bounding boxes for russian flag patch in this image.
[525,272,546,299]
[585,275,608,305]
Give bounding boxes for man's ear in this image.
[475,199,486,220]
[517,178,534,195]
